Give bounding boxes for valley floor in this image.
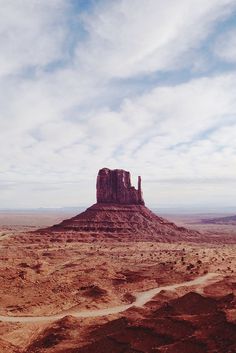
[0,211,235,353]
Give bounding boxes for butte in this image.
[39,168,200,242]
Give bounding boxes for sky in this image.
[0,0,236,209]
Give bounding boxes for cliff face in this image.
[96,168,144,205]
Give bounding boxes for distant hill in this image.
[202,215,236,225]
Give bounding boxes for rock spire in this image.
[96,168,145,205]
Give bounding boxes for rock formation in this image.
[38,168,200,241]
[96,168,144,205]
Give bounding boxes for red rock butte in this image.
[96,168,144,205]
[40,168,201,241]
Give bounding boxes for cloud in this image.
[214,28,236,63]
[101,73,236,179]
[76,0,235,78]
[0,0,236,208]
[2,72,236,205]
[0,0,69,77]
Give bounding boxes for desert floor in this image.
[0,210,235,353]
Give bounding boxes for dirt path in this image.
[0,232,12,241]
[0,272,220,323]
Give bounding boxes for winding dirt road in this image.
[0,272,220,323]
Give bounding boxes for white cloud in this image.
[2,72,236,207]
[77,0,235,78]
[0,0,68,77]
[0,0,236,208]
[214,28,236,63]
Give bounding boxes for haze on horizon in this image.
[0,0,236,209]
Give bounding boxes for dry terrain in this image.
[0,210,235,353]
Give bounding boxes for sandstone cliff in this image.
[96,168,144,205]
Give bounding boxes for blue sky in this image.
[0,0,236,209]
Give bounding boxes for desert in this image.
[1,2,236,352]
[0,168,235,353]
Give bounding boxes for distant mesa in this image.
[38,168,200,241]
[201,215,236,225]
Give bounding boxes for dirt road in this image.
[0,272,220,323]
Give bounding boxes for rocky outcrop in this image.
[25,293,236,353]
[44,203,199,241]
[96,168,144,205]
[37,168,202,242]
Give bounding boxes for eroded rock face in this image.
[38,167,202,241]
[96,168,144,205]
